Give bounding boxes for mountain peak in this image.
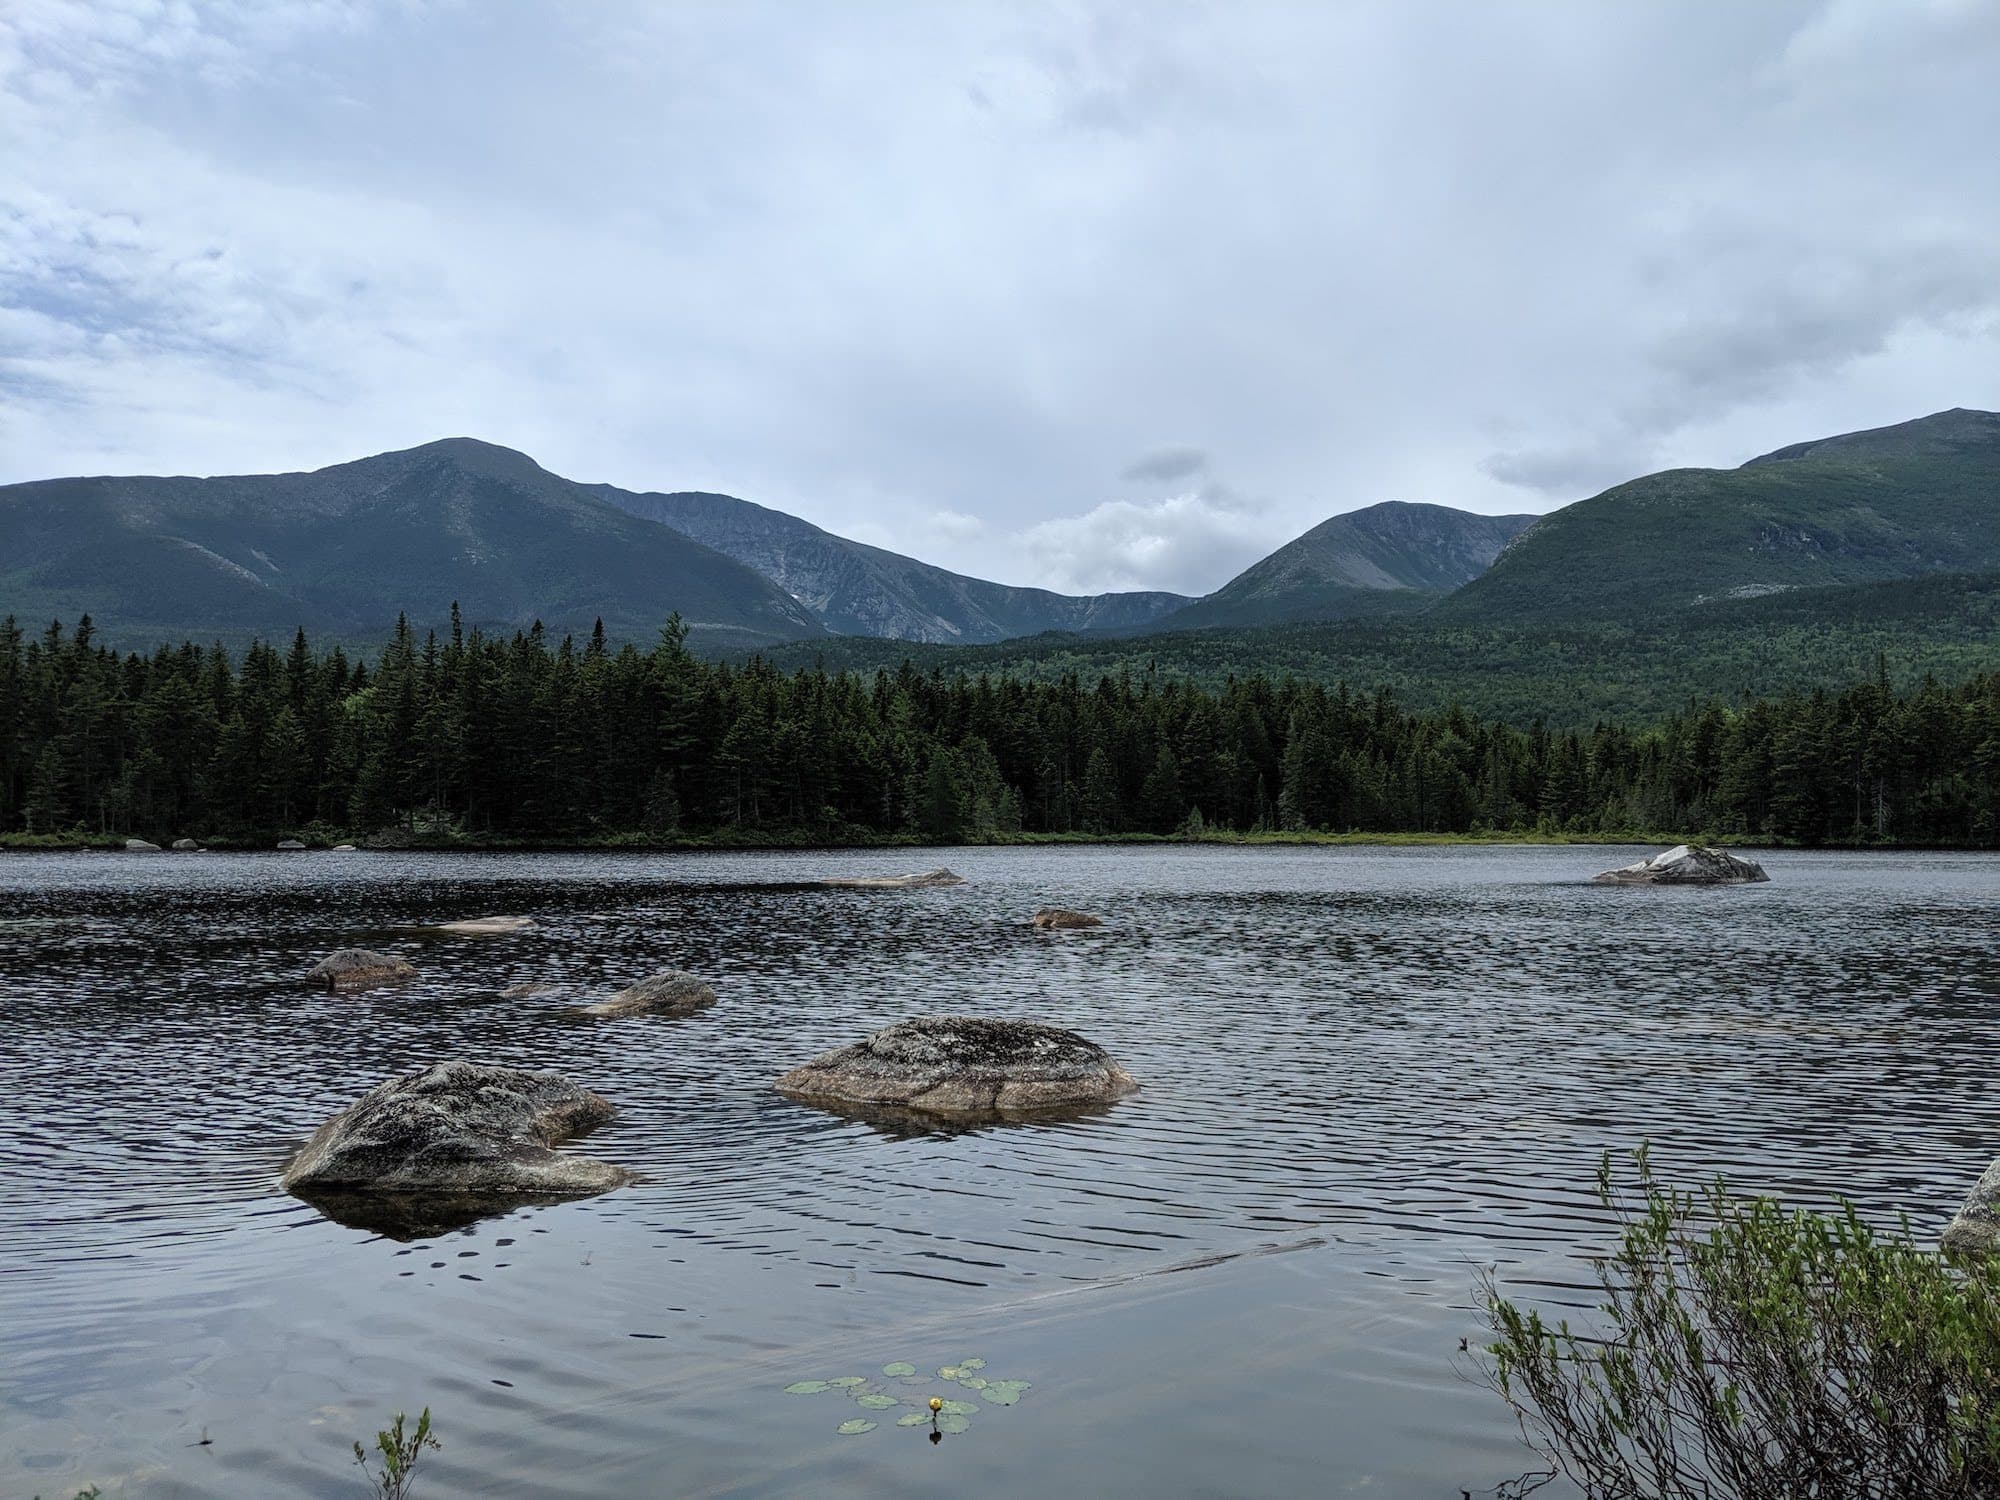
[350,436,555,484]
[1742,407,2000,468]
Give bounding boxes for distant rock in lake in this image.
[423,914,535,936]
[306,948,416,992]
[1032,907,1103,930]
[776,1016,1138,1119]
[1592,844,1768,885]
[581,969,718,1018]
[171,838,201,851]
[124,838,161,852]
[276,839,307,850]
[819,868,967,889]
[281,1061,629,1236]
[330,844,357,852]
[1943,1160,2000,1255]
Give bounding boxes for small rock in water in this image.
[306,948,417,992]
[1943,1160,2000,1255]
[776,1015,1138,1118]
[819,868,966,890]
[330,844,358,852]
[581,969,717,1019]
[124,838,161,852]
[1592,844,1768,885]
[424,914,535,936]
[1032,907,1102,930]
[276,839,307,850]
[171,838,202,851]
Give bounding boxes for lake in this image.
[3,844,1996,1497]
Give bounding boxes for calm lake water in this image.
[3,844,1997,1498]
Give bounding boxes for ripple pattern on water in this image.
[2,844,1997,1495]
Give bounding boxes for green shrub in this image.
[1480,1150,2000,1498]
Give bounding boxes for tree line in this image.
[1,611,1996,846]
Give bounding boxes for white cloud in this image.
[1021,488,1274,596]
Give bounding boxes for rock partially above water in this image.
[306,948,417,992]
[124,838,161,852]
[819,868,967,890]
[776,1016,1138,1117]
[1593,844,1768,885]
[276,839,307,850]
[1943,1160,2000,1255]
[171,838,201,851]
[581,969,718,1019]
[424,914,535,936]
[1032,907,1103,930]
[331,844,357,852]
[280,1061,629,1208]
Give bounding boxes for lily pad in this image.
[896,1411,931,1427]
[959,1376,988,1390]
[938,1399,979,1416]
[827,1376,867,1388]
[936,1413,971,1434]
[855,1393,900,1410]
[785,1380,831,1395]
[836,1419,877,1435]
[984,1381,1031,1406]
[958,1357,986,1370]
[882,1361,917,1378]
[938,1366,961,1380]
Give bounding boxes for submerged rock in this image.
[819,868,967,890]
[124,838,161,852]
[423,914,535,936]
[171,838,201,851]
[306,948,417,992]
[280,1061,629,1222]
[776,1016,1138,1117]
[276,839,307,850]
[1592,844,1768,886]
[1032,907,1103,930]
[500,979,559,1000]
[581,969,717,1019]
[1943,1161,2000,1255]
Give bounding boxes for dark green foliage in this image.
[1480,1152,2000,1498]
[761,567,2000,726]
[1,608,1995,846]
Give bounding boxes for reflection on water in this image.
[2,844,1997,1497]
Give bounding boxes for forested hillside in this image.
[3,611,1995,848]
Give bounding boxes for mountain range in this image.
[1,407,1994,664]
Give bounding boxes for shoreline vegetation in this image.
[1,827,1991,854]
[3,610,1996,852]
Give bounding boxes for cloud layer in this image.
[3,0,1996,593]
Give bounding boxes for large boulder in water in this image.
[581,969,717,1019]
[281,1061,629,1204]
[306,948,416,992]
[776,1016,1138,1117]
[1032,907,1102,930]
[1943,1161,2000,1255]
[171,838,201,851]
[1593,844,1768,885]
[819,868,966,890]
[124,838,161,852]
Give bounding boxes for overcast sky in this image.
[3,1,1996,596]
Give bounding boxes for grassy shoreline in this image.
[0,827,1981,854]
